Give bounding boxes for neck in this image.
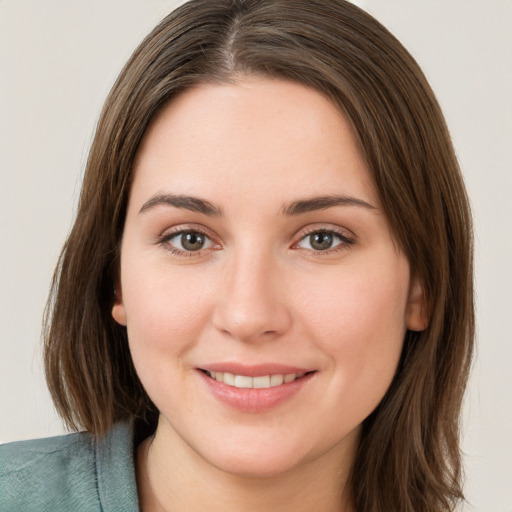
[136,417,356,512]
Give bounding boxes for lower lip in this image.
[198,371,315,412]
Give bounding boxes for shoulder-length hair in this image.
[44,1,474,510]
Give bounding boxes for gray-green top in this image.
[0,422,140,512]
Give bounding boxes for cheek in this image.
[296,261,409,402]
[121,265,216,414]
[301,267,407,339]
[121,262,213,363]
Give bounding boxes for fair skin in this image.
[112,77,426,512]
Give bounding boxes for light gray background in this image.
[1,1,511,510]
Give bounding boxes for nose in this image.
[211,248,293,343]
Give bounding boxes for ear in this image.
[112,284,127,326]
[406,277,429,332]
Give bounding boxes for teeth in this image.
[206,371,305,389]
[253,375,270,388]
[223,372,235,386]
[270,374,284,386]
[234,375,252,388]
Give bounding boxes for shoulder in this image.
[0,431,99,511]
[0,422,139,512]
[1,429,96,475]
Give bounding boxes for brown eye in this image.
[166,230,213,252]
[297,230,350,252]
[181,232,206,251]
[309,232,334,251]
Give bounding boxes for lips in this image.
[198,363,316,412]
[204,370,306,389]
[200,362,312,377]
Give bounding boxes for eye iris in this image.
[181,232,205,251]
[310,232,333,251]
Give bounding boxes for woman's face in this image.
[113,78,425,477]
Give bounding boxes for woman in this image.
[0,1,474,511]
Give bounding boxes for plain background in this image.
[1,1,511,510]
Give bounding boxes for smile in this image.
[198,363,316,411]
[205,370,306,389]
[199,365,316,412]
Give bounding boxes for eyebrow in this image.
[139,192,376,217]
[139,193,223,216]
[280,195,376,216]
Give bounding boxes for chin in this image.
[208,448,306,479]
[194,427,331,480]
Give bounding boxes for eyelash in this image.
[293,226,354,255]
[157,227,218,258]
[157,226,354,258]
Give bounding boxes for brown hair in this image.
[43,1,474,510]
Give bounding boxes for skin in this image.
[112,77,427,512]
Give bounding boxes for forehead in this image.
[130,78,379,212]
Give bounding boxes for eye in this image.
[296,230,351,252]
[164,230,215,253]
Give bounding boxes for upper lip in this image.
[198,362,314,377]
